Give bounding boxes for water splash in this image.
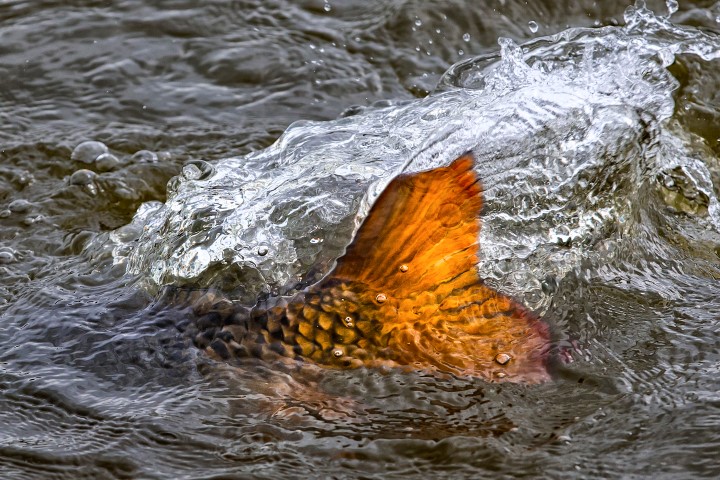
[117,3,720,310]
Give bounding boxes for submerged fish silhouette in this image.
[182,153,551,383]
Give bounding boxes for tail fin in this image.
[329,153,482,297]
[318,153,550,382]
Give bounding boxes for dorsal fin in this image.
[328,153,482,297]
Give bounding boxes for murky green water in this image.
[2,1,720,478]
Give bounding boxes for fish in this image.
[176,153,552,383]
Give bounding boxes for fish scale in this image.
[178,282,391,368]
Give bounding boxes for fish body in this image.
[183,154,551,383]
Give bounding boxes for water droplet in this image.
[399,264,409,273]
[666,0,678,16]
[70,169,97,186]
[414,19,422,27]
[95,153,120,172]
[375,293,387,304]
[323,2,331,12]
[310,237,323,244]
[8,199,32,213]
[131,150,159,163]
[495,371,507,378]
[343,316,354,327]
[166,176,181,195]
[462,33,471,42]
[332,348,343,357]
[528,21,539,33]
[257,245,269,256]
[71,141,108,164]
[495,353,512,365]
[458,49,464,56]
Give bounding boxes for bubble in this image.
[343,316,354,327]
[375,293,387,303]
[257,245,269,256]
[332,348,343,357]
[310,237,323,244]
[399,264,409,272]
[8,199,32,213]
[182,160,215,181]
[462,33,471,42]
[494,353,512,365]
[414,19,422,27]
[71,141,108,164]
[657,48,674,67]
[528,21,539,33]
[0,251,15,264]
[70,169,97,186]
[95,153,121,172]
[23,214,44,226]
[323,2,331,12]
[132,150,159,163]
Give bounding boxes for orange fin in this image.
[317,153,551,382]
[329,153,482,297]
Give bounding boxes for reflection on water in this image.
[1,0,720,478]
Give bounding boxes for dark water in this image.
[2,1,720,478]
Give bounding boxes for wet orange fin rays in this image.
[322,153,551,383]
[331,154,482,296]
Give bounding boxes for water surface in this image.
[2,1,720,478]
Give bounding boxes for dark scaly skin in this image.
[180,272,550,383]
[182,281,393,369]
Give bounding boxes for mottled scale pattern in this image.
[179,281,393,369]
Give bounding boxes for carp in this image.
[175,153,552,383]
